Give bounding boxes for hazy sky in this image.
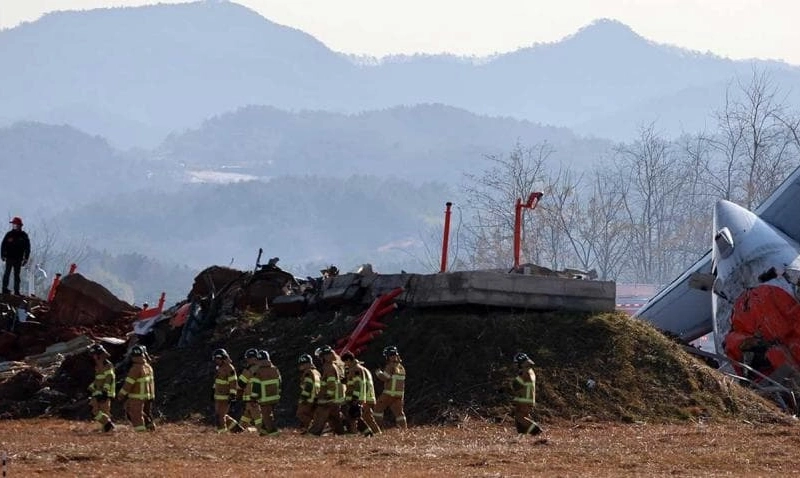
[3,0,800,64]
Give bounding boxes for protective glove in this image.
[21,259,28,267]
[229,393,237,405]
[97,391,109,401]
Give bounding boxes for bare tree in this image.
[671,133,717,266]
[27,221,90,296]
[461,142,553,269]
[615,123,684,285]
[538,166,592,271]
[585,166,632,280]
[711,68,797,209]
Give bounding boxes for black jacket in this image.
[1,229,31,262]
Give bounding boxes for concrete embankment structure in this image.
[320,270,616,313]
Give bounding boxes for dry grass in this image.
[3,418,800,477]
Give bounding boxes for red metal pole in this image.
[513,193,543,270]
[440,202,453,273]
[513,198,522,269]
[157,292,166,312]
[68,263,77,274]
[47,273,62,302]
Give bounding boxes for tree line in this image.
[456,69,800,286]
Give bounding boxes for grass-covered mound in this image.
[152,307,787,426]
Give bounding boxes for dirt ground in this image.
[2,418,799,477]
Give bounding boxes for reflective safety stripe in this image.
[214,394,230,400]
[513,376,535,404]
[300,374,319,402]
[258,378,280,403]
[214,378,228,385]
[348,375,366,401]
[325,376,346,404]
[385,374,405,397]
[134,425,147,432]
[128,394,149,399]
[365,371,376,403]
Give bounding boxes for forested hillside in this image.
[51,176,453,276]
[157,104,609,179]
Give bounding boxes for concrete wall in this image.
[324,270,616,313]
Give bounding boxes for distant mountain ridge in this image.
[157,103,609,180]
[2,1,799,147]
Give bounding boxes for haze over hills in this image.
[157,104,610,180]
[2,1,799,147]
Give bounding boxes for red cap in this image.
[9,217,22,226]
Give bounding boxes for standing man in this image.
[307,346,346,436]
[342,351,380,436]
[373,345,407,429]
[117,345,154,432]
[2,217,31,296]
[511,352,543,436]
[87,343,116,432]
[251,349,281,436]
[140,345,156,431]
[237,348,261,431]
[296,353,321,432]
[212,348,243,433]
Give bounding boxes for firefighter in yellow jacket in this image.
[251,349,281,436]
[307,345,346,436]
[117,344,154,432]
[212,348,243,433]
[511,352,543,435]
[87,343,116,432]
[237,348,261,431]
[342,351,380,436]
[296,353,320,431]
[373,345,407,429]
[140,345,156,431]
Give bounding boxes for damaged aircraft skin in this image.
[635,165,800,382]
[711,200,800,377]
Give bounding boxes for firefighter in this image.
[117,344,154,432]
[211,348,243,433]
[511,352,543,436]
[87,343,116,432]
[342,351,380,436]
[296,353,321,431]
[307,345,346,436]
[140,345,156,431]
[251,349,281,436]
[237,348,261,431]
[373,345,407,429]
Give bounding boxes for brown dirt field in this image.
[2,418,800,477]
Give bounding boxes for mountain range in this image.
[3,1,799,148]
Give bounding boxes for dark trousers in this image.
[2,259,22,294]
